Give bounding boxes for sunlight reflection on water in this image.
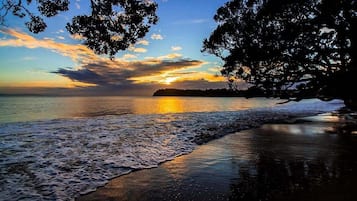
[0,96,279,123]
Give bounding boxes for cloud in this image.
[0,28,228,94]
[128,45,147,53]
[174,19,209,25]
[57,36,65,40]
[53,58,206,87]
[130,69,225,85]
[151,33,163,40]
[208,67,221,73]
[171,46,182,51]
[0,28,97,63]
[122,54,137,60]
[158,53,182,60]
[70,33,85,40]
[56,29,65,34]
[131,47,147,53]
[136,40,149,46]
[110,35,123,41]
[43,37,54,40]
[53,68,108,85]
[75,2,80,9]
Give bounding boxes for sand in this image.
[77,111,357,201]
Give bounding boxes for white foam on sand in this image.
[0,99,344,200]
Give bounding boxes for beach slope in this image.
[78,111,357,201]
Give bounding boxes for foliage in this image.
[203,0,356,103]
[0,0,158,58]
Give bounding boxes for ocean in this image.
[0,96,344,200]
[0,96,280,123]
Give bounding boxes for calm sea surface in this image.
[0,96,279,123]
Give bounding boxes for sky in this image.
[0,0,235,96]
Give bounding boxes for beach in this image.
[78,111,357,201]
[1,0,355,200]
[0,98,350,200]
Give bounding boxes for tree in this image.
[0,0,158,58]
[202,0,357,108]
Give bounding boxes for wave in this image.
[0,99,344,200]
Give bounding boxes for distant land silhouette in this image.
[153,88,317,99]
[153,88,266,97]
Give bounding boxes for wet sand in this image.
[78,111,357,201]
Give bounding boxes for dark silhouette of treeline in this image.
[153,87,318,99]
[153,88,267,97]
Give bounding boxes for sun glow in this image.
[163,77,178,85]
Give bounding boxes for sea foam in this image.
[0,99,344,200]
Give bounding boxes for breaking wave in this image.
[0,99,343,200]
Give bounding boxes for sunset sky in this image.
[0,0,236,96]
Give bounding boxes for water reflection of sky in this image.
[0,96,279,123]
[80,113,357,201]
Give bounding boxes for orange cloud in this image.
[0,78,96,88]
[158,53,182,60]
[0,28,226,89]
[136,40,149,46]
[122,54,137,60]
[0,28,97,63]
[130,71,225,85]
[131,47,147,53]
[70,33,85,40]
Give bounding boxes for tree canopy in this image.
[203,0,356,106]
[0,0,158,58]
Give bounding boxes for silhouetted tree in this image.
[203,0,357,108]
[0,0,158,58]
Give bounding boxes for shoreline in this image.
[0,99,347,200]
[78,110,357,201]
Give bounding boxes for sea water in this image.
[0,96,344,200]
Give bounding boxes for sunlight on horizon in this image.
[162,77,178,85]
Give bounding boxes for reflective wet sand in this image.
[78,112,357,201]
